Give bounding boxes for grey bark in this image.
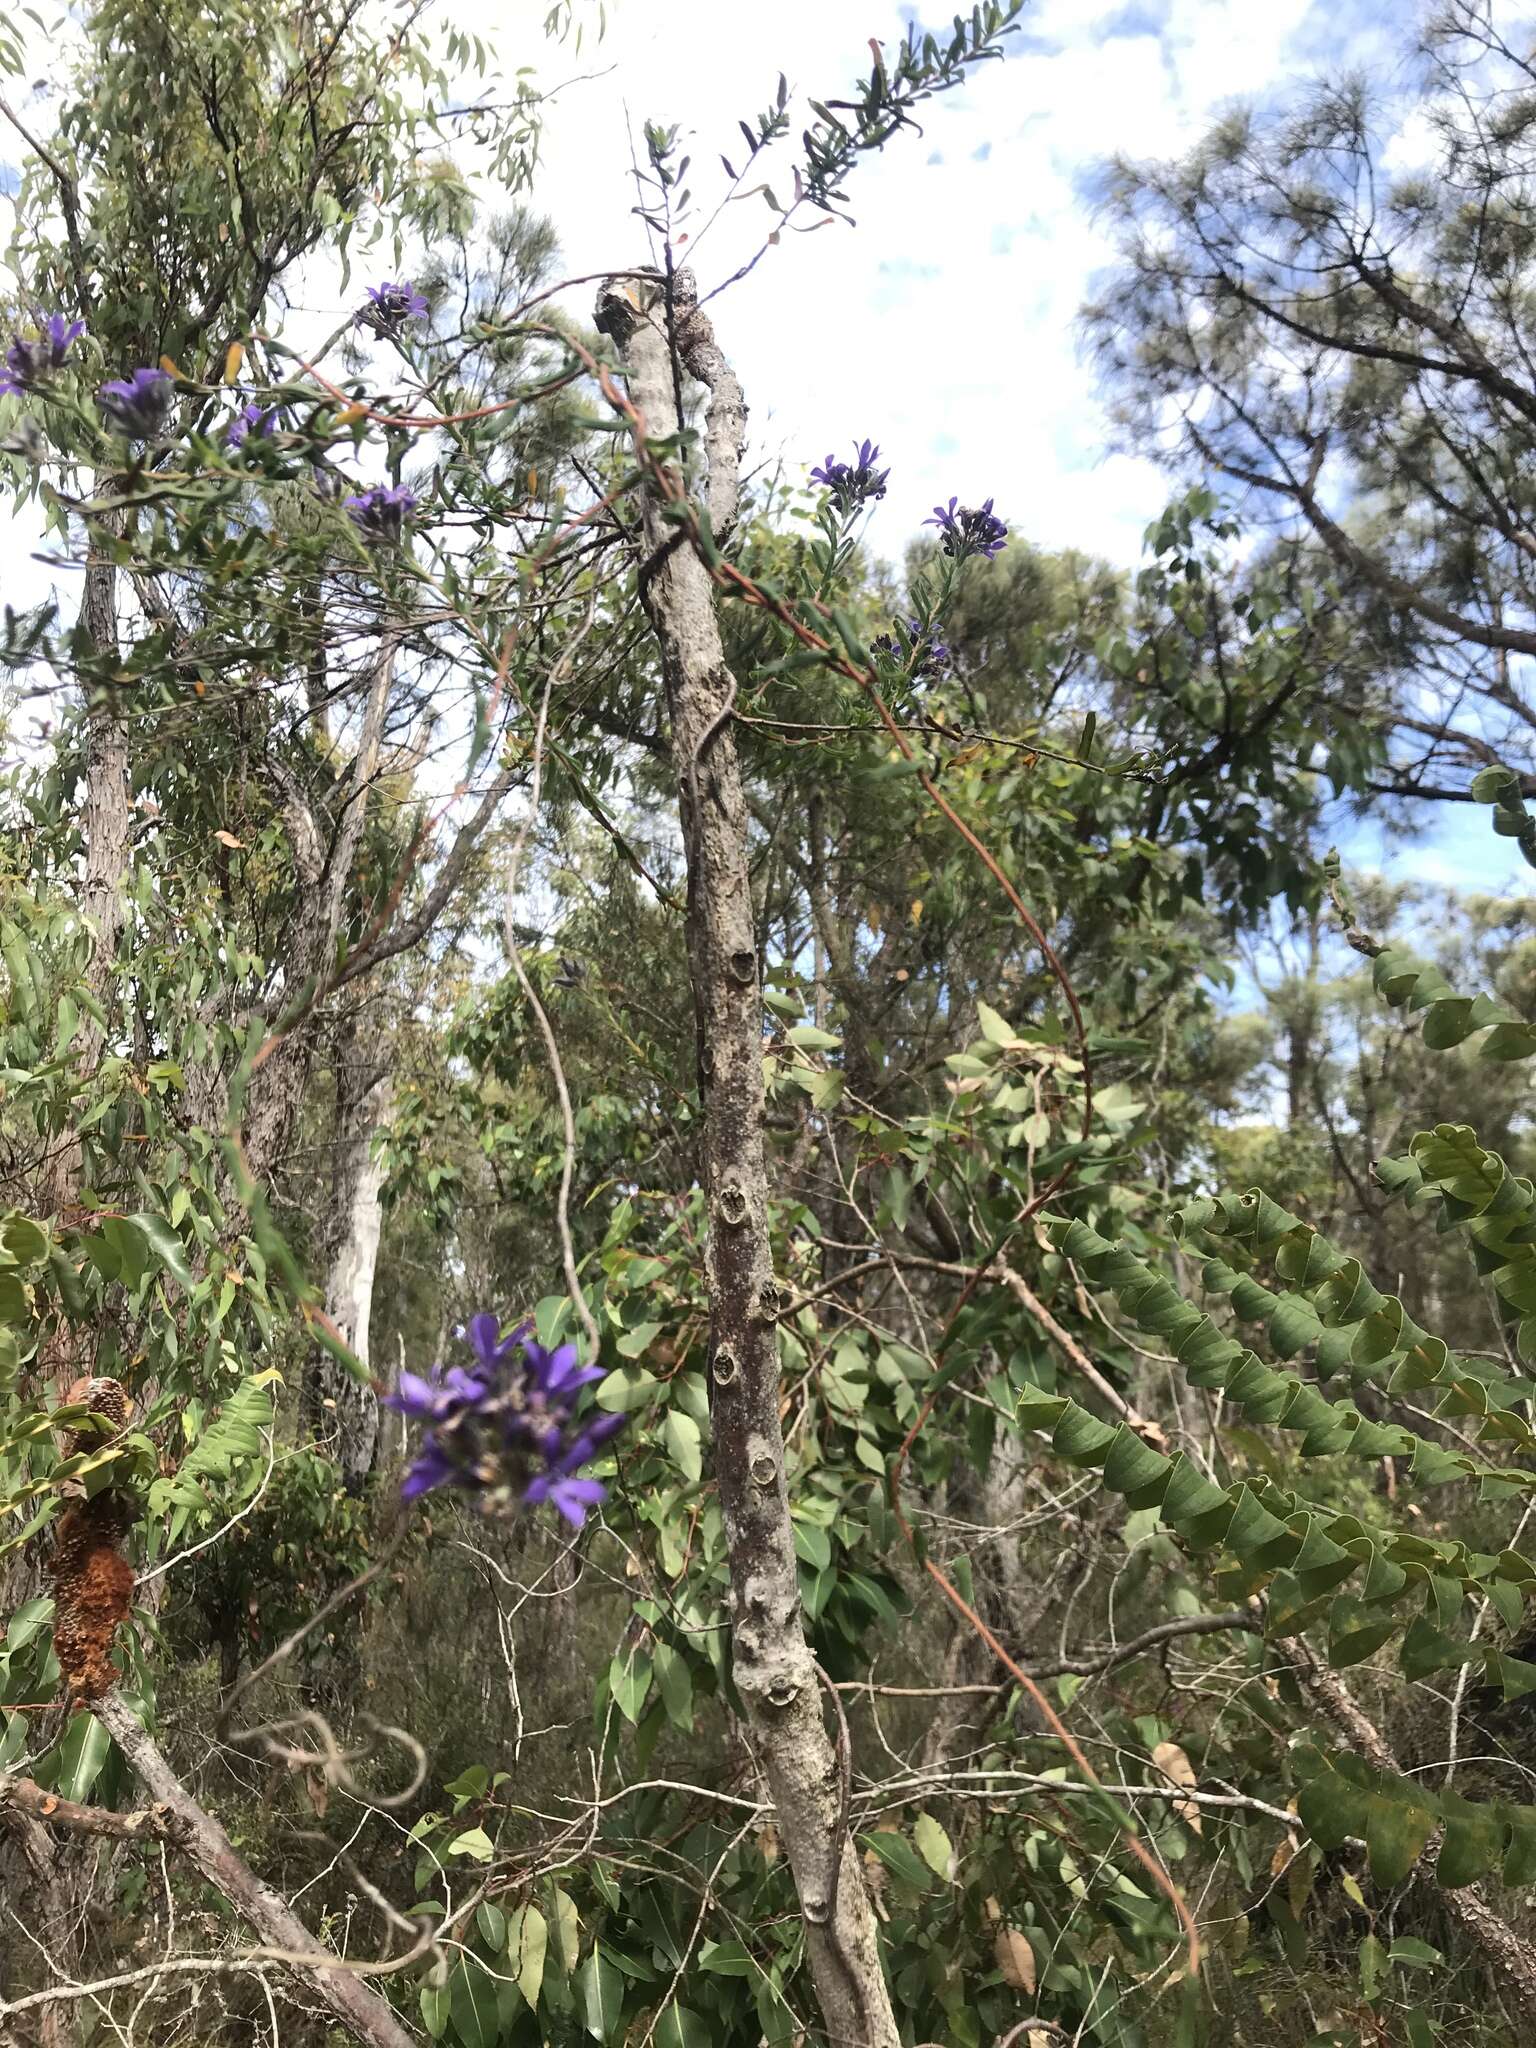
[91,1691,419,2048]
[597,271,899,2048]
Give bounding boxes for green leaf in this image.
[99,1216,147,1291]
[857,1829,934,1892]
[912,1810,954,1881]
[419,1977,451,2039]
[1388,1937,1444,1969]
[448,1957,499,2048]
[53,1712,110,1803]
[653,2006,710,2048]
[0,1711,26,1772]
[446,1826,495,1863]
[974,999,1015,1046]
[0,1214,46,1267]
[697,1939,753,1976]
[616,1321,661,1359]
[664,1410,702,1484]
[1436,1795,1504,1888]
[1365,1791,1437,1888]
[1359,1932,1388,2001]
[475,1901,506,1951]
[128,1212,193,1291]
[595,1367,658,1413]
[576,1947,624,2039]
[609,1650,653,1725]
[551,1886,581,1972]
[511,1903,547,2007]
[652,1642,694,1732]
[785,1024,841,1050]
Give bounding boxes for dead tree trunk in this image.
[597,271,899,2048]
[312,1002,391,1482]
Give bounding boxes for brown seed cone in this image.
[50,1378,137,1702]
[58,1375,134,1455]
[50,1489,136,1703]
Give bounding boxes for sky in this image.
[508,0,1423,565]
[0,0,1528,897]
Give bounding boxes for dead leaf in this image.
[213,830,245,849]
[223,340,244,385]
[995,1926,1037,1994]
[1151,1740,1202,1834]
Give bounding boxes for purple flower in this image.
[925,496,1008,562]
[524,1415,626,1527]
[810,437,890,517]
[1,313,84,396]
[873,615,951,682]
[345,482,416,544]
[99,366,174,439]
[360,280,430,329]
[226,400,279,448]
[385,1310,626,1525]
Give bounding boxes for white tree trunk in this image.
[313,1009,391,1484]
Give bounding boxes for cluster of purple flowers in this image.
[385,1312,624,1526]
[926,495,1008,561]
[227,400,279,448]
[345,482,416,543]
[810,437,890,517]
[0,313,83,397]
[807,436,1008,569]
[359,280,430,330]
[873,615,952,682]
[99,366,174,439]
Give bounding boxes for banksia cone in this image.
[51,1376,136,1702]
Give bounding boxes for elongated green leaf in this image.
[858,1829,934,1892]
[448,1956,498,2048]
[510,1903,547,2008]
[576,1947,624,2039]
[53,1711,110,1803]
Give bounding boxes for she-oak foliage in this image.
[1,3,1535,2047]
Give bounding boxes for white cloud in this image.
[463,0,1371,569]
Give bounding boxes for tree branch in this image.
[90,1691,421,2048]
